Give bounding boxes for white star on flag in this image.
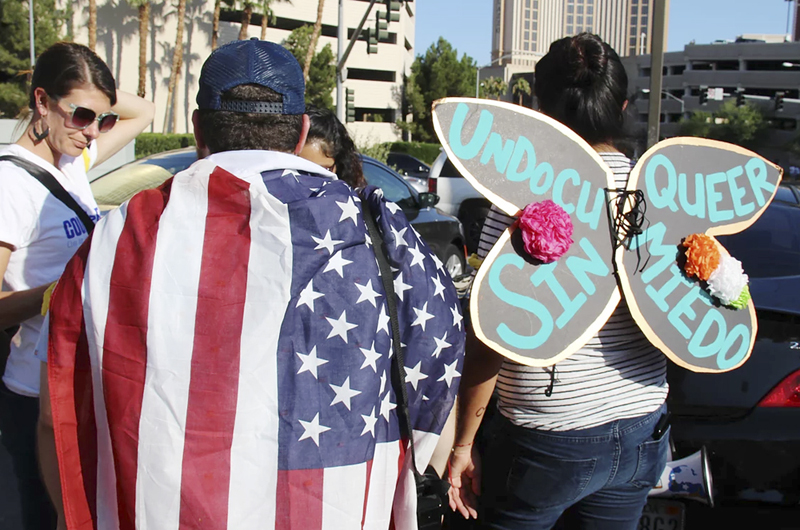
[297,280,324,311]
[412,301,435,331]
[451,304,464,330]
[298,413,330,446]
[377,304,390,335]
[380,391,397,421]
[408,244,426,271]
[282,169,301,182]
[405,361,428,390]
[432,253,443,270]
[380,371,387,394]
[326,310,358,343]
[359,341,382,372]
[324,250,352,277]
[389,224,409,247]
[432,274,446,300]
[313,230,344,254]
[337,197,360,225]
[438,360,461,388]
[393,272,412,301]
[432,332,452,358]
[355,279,382,307]
[361,407,378,437]
[330,377,361,410]
[386,201,401,214]
[296,346,328,379]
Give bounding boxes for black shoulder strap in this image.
[0,154,95,234]
[362,200,423,482]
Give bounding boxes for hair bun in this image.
[568,33,607,86]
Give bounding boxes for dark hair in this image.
[30,42,117,109]
[534,33,628,146]
[197,84,303,154]
[305,106,365,188]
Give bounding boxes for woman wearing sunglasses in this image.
[0,42,154,530]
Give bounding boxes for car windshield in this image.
[716,197,800,279]
[361,160,417,210]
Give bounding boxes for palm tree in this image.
[88,0,97,50]
[128,0,151,98]
[303,0,325,80]
[512,76,531,106]
[164,0,187,132]
[238,0,255,40]
[211,0,221,49]
[481,77,508,100]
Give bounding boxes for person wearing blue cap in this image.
[39,39,464,530]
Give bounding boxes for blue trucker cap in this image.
[197,39,305,115]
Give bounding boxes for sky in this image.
[415,0,794,65]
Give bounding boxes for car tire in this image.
[443,244,466,279]
[461,205,490,254]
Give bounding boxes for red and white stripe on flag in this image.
[47,159,430,530]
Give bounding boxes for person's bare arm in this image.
[38,363,66,530]
[94,90,155,166]
[0,244,50,329]
[447,328,504,519]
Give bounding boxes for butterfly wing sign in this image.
[617,138,782,373]
[432,98,620,366]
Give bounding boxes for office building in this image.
[61,0,415,142]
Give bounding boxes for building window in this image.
[524,31,530,40]
[568,4,574,13]
[524,42,530,51]
[526,0,530,6]
[641,16,648,25]
[630,26,637,36]
[567,14,574,24]
[586,15,593,25]
[567,24,573,33]
[587,5,593,14]
[532,21,538,30]
[577,4,583,14]
[534,0,539,8]
[525,20,530,29]
[642,5,649,14]
[631,6,638,14]
[577,15,583,24]
[631,16,637,25]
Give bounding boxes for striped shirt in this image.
[475,152,668,431]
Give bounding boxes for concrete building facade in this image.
[60,0,415,143]
[622,39,800,159]
[490,0,652,67]
[485,0,651,99]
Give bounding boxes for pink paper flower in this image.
[518,200,574,263]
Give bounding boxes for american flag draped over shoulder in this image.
[47,151,465,530]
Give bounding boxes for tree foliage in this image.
[480,76,507,100]
[679,101,767,147]
[512,76,531,106]
[402,38,476,142]
[283,25,335,111]
[0,0,66,118]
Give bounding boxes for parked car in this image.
[428,149,492,253]
[90,148,467,278]
[387,152,431,193]
[643,182,800,529]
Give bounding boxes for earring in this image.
[32,120,49,141]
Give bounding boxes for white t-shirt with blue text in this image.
[0,143,100,397]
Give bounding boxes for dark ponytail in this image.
[534,33,628,146]
[306,106,365,188]
[30,42,117,109]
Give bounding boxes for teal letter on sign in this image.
[688,310,726,359]
[449,103,493,161]
[644,154,679,212]
[716,324,750,370]
[488,253,554,350]
[480,132,516,173]
[507,135,536,183]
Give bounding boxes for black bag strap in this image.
[0,155,95,234]
[362,201,424,483]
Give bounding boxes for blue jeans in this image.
[480,404,669,530]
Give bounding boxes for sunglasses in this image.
[63,103,119,133]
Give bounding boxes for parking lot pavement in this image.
[0,434,23,530]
